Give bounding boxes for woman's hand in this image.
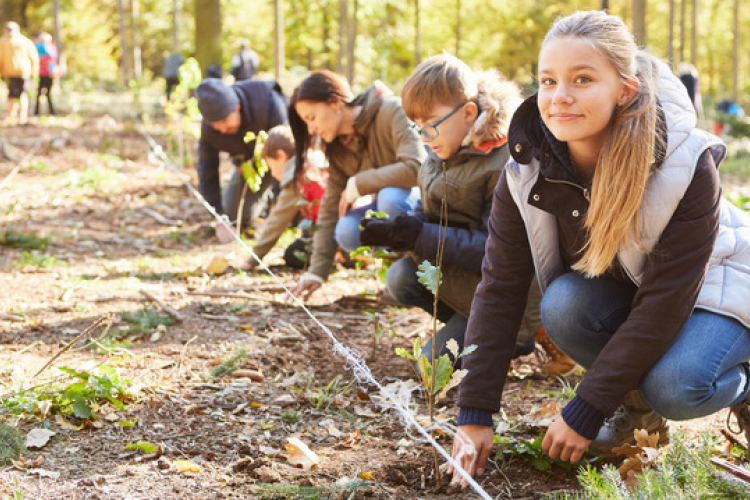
[447,425,494,488]
[290,273,323,301]
[542,416,591,464]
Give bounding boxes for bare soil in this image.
[0,121,741,499]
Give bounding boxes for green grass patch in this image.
[0,422,26,465]
[544,431,750,499]
[1,365,133,420]
[1,228,50,249]
[120,307,175,334]
[58,165,126,191]
[209,348,248,379]
[14,250,61,268]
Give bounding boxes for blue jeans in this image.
[541,272,750,420]
[334,187,421,252]
[387,257,536,367]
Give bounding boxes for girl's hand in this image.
[542,416,591,464]
[447,425,494,488]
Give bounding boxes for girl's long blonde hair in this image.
[543,11,663,277]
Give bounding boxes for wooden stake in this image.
[139,289,187,323]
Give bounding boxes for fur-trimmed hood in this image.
[462,70,523,148]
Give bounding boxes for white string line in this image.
[141,132,493,500]
[0,135,46,192]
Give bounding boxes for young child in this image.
[450,11,750,486]
[249,125,326,269]
[288,71,425,300]
[359,54,561,368]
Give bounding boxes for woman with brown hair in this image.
[288,70,425,300]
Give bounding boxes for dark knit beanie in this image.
[195,78,240,122]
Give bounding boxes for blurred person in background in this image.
[34,32,59,116]
[0,22,39,124]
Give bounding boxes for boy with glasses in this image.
[360,54,564,370]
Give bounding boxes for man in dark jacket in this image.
[195,78,288,242]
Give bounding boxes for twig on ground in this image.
[139,289,187,322]
[141,208,183,226]
[32,315,116,380]
[185,290,276,302]
[711,456,750,485]
[0,313,26,322]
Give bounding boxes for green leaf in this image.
[118,419,137,427]
[395,347,414,361]
[59,366,89,381]
[432,355,454,395]
[71,396,92,419]
[459,344,478,358]
[126,441,158,454]
[416,261,442,294]
[412,337,422,361]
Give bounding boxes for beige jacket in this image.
[253,159,300,260]
[308,82,425,279]
[0,32,39,79]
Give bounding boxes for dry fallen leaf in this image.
[342,429,360,448]
[285,437,321,470]
[206,256,229,274]
[172,460,201,473]
[25,428,56,449]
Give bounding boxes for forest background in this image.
[2,0,748,113]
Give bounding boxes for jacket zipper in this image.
[543,177,590,202]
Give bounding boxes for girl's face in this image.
[412,102,477,160]
[537,36,630,162]
[294,100,344,143]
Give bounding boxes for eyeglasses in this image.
[410,102,467,139]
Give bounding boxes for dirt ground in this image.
[0,121,744,499]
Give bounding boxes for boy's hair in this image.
[401,53,478,122]
[262,125,295,159]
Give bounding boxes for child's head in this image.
[262,125,295,181]
[402,54,480,160]
[540,11,662,278]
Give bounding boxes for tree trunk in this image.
[667,0,674,68]
[337,0,348,74]
[116,0,130,84]
[347,0,357,82]
[455,0,461,58]
[194,0,222,77]
[414,0,422,65]
[274,0,284,80]
[131,0,142,80]
[632,0,647,47]
[732,0,739,100]
[679,0,686,62]
[690,0,698,65]
[53,0,65,76]
[172,0,181,52]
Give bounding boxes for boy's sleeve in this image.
[253,185,300,260]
